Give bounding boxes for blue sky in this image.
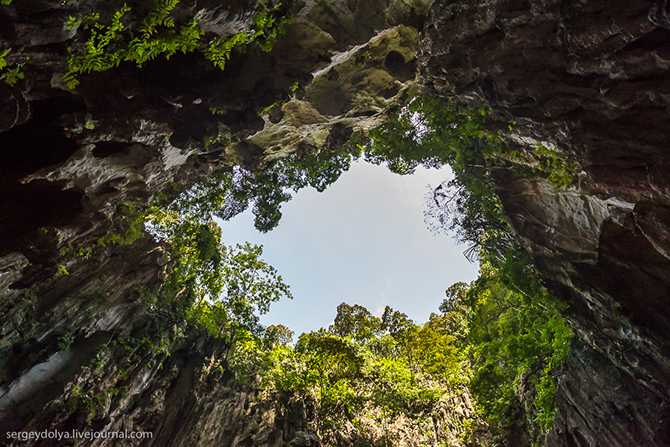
[217,159,479,338]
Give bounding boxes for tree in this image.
[329,302,382,342]
[261,302,479,446]
[294,330,366,439]
[220,242,293,334]
[146,204,292,337]
[165,149,355,234]
[459,250,571,436]
[365,95,512,261]
[265,324,294,347]
[380,306,414,338]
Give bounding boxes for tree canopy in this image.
[134,93,572,445]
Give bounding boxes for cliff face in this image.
[0,0,436,445]
[421,1,670,445]
[2,0,670,445]
[0,0,425,259]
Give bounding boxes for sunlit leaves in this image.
[265,324,294,347]
[462,249,571,434]
[260,304,469,444]
[205,1,293,69]
[268,260,570,443]
[145,204,291,337]
[167,150,353,234]
[222,242,293,332]
[205,32,246,70]
[63,0,292,87]
[364,95,512,262]
[365,96,495,176]
[329,302,382,342]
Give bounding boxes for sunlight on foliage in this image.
[164,149,355,234]
[62,0,293,89]
[365,95,578,262]
[462,250,571,438]
[260,314,469,446]
[363,94,573,440]
[247,248,570,445]
[55,88,575,445]
[145,202,292,337]
[364,96,512,261]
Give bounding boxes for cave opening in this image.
[216,159,479,336]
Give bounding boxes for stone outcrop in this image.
[421,0,670,445]
[0,0,434,445]
[3,0,670,445]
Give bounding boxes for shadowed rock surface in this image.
[0,0,451,445]
[1,0,670,445]
[421,0,670,445]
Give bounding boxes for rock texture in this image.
[0,0,435,445]
[3,0,670,445]
[421,0,670,445]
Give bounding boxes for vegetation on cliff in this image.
[61,0,293,88]
[201,250,569,445]
[2,0,573,438]
[116,93,570,445]
[4,0,665,444]
[363,94,572,442]
[41,79,572,443]
[52,90,568,445]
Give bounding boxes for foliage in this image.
[56,265,70,277]
[205,1,292,70]
[364,95,512,261]
[43,76,573,443]
[165,149,355,233]
[58,332,73,350]
[365,95,578,262]
[63,113,97,137]
[462,249,571,435]
[265,323,294,346]
[62,1,204,89]
[146,199,293,337]
[98,202,146,246]
[362,94,574,439]
[259,304,471,445]
[402,313,466,384]
[255,256,569,444]
[61,384,105,425]
[257,82,298,117]
[57,189,293,352]
[62,0,293,89]
[0,49,8,70]
[294,331,367,435]
[365,96,497,175]
[329,302,382,342]
[239,150,355,232]
[515,142,578,187]
[0,48,25,86]
[60,201,146,259]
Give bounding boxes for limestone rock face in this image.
[0,0,426,257]
[0,0,431,445]
[3,0,670,445]
[422,1,670,445]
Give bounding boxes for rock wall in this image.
[421,1,670,445]
[3,0,670,445]
[0,0,434,445]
